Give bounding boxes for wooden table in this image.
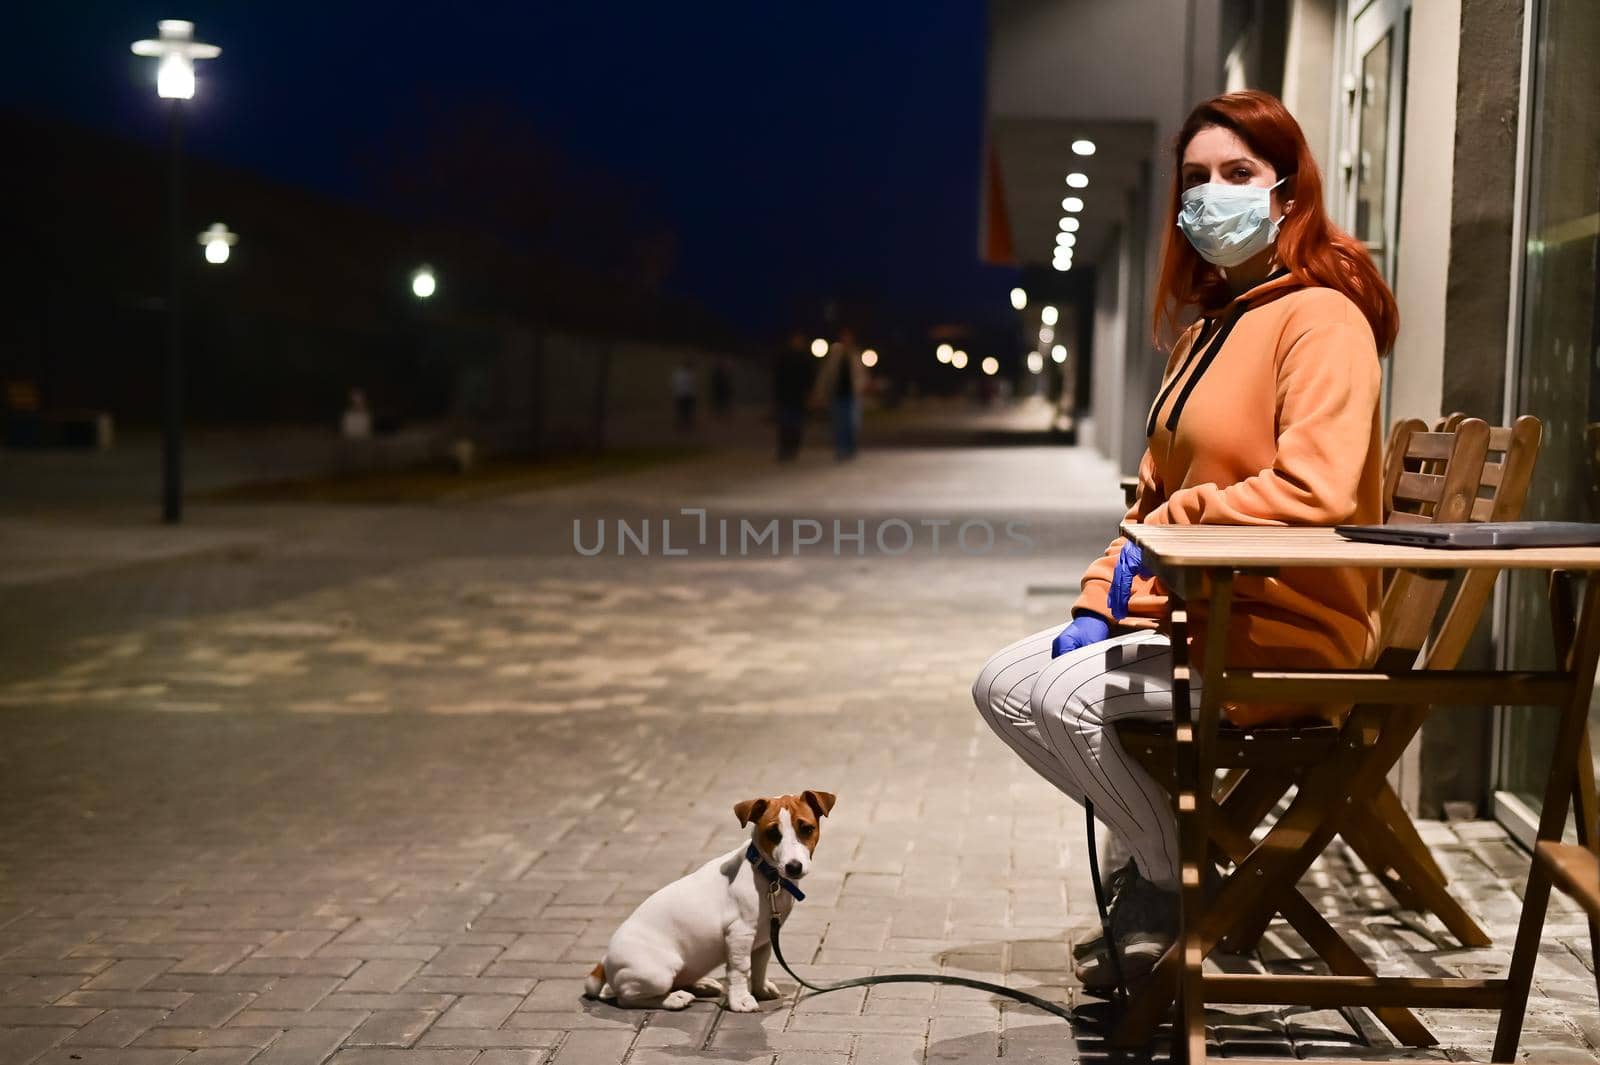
[1117,524,1600,1064]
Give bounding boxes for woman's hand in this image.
[1108,543,1155,621]
[1052,614,1109,658]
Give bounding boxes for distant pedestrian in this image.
[710,358,734,418]
[809,328,869,460]
[672,360,698,431]
[774,332,812,461]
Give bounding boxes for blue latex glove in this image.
[1052,614,1109,658]
[1107,542,1155,621]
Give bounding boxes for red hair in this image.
[1153,90,1398,353]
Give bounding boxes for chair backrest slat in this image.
[1404,432,1458,462]
[1394,471,1446,505]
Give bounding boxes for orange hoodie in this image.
[1073,273,1385,726]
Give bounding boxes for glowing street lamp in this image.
[936,344,953,364]
[1051,344,1068,363]
[198,222,236,265]
[131,20,220,100]
[1065,172,1089,189]
[860,348,878,368]
[1026,351,1044,374]
[1072,139,1097,156]
[131,19,221,525]
[980,357,999,376]
[411,265,438,299]
[951,350,969,370]
[1041,305,1059,326]
[810,337,829,358]
[1062,196,1084,212]
[1009,287,1027,310]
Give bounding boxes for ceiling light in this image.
[1041,305,1058,326]
[1051,344,1067,363]
[1026,351,1044,374]
[1038,326,1054,344]
[860,348,878,368]
[1062,217,1080,232]
[1052,260,1072,273]
[1072,139,1097,156]
[811,338,829,358]
[981,357,999,376]
[1009,287,1027,310]
[1057,233,1076,248]
[951,350,969,369]
[1066,172,1089,189]
[936,343,953,363]
[1062,196,1084,212]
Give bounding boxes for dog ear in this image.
[734,798,768,827]
[802,791,836,818]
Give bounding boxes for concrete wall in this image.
[1388,0,1461,424]
[1281,0,1340,180]
[1088,224,1130,456]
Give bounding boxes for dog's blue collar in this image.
[746,844,805,901]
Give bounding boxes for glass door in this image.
[1494,0,1600,846]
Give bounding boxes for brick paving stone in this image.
[0,1025,72,1065]
[62,1007,168,1047]
[548,1029,638,1064]
[136,1027,282,1049]
[172,1049,261,1065]
[249,976,342,1012]
[345,1010,438,1048]
[339,961,424,995]
[327,1052,476,1065]
[432,994,520,1029]
[250,1026,357,1065]
[413,1028,561,1049]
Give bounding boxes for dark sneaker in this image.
[1073,871,1178,992]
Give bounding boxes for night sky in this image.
[4,3,1018,339]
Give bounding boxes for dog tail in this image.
[583,960,607,999]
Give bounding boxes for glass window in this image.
[1498,0,1600,827]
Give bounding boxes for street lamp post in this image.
[132,20,220,524]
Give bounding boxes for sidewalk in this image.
[0,435,1595,1064]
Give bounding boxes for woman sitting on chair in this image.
[972,89,1399,990]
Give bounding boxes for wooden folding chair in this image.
[1110,414,1543,1048]
[1213,413,1543,954]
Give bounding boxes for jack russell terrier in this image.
[583,790,836,1011]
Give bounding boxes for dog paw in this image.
[689,977,723,998]
[725,989,760,1012]
[660,990,696,1010]
[753,979,783,1001]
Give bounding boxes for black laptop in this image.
[1335,521,1600,549]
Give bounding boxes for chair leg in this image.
[1574,725,1600,1010]
[1112,803,1437,1050]
[1373,781,1447,883]
[1491,847,1558,1060]
[1342,806,1493,948]
[1341,815,1430,913]
[1117,708,1429,1050]
[1214,770,1296,953]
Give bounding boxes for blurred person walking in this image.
[774,332,813,461]
[809,328,868,460]
[710,358,734,418]
[671,360,698,432]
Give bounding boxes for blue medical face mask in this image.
[1176,177,1286,268]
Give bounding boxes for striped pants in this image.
[972,626,1200,890]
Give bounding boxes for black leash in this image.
[1084,800,1129,1007]
[764,881,1075,1022]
